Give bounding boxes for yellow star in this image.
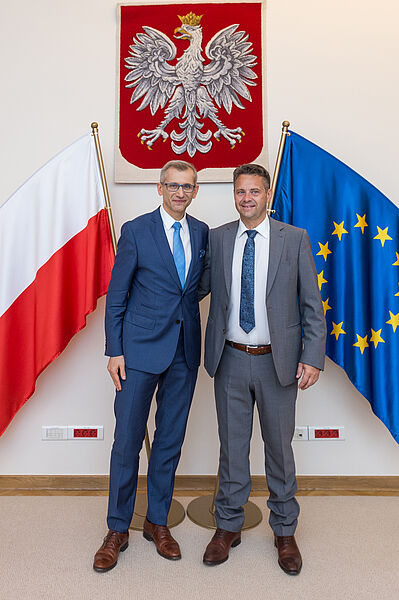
[393,252,399,267]
[354,213,368,234]
[353,334,369,354]
[317,270,327,290]
[332,221,348,241]
[331,322,346,340]
[316,242,332,262]
[370,329,385,348]
[386,311,399,332]
[395,284,399,297]
[322,298,332,315]
[374,226,392,247]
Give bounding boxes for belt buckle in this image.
[246,344,258,353]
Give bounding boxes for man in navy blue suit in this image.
[93,160,208,572]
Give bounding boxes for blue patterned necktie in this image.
[172,221,185,289]
[240,230,257,333]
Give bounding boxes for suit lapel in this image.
[184,214,199,290]
[267,217,285,296]
[150,208,182,290]
[223,221,239,297]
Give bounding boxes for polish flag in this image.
[0,134,114,436]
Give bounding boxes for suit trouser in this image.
[214,344,299,536]
[107,329,198,532]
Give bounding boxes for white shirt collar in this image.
[160,205,188,231]
[237,216,269,239]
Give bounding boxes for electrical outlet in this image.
[293,426,308,441]
[42,426,68,440]
[308,426,345,440]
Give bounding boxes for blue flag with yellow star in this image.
[273,131,399,443]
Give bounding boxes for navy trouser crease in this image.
[107,330,197,532]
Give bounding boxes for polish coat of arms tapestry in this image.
[116,1,267,182]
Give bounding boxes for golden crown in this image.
[178,12,203,26]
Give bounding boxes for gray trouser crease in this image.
[214,344,299,535]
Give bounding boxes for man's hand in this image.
[296,362,320,390]
[107,355,126,391]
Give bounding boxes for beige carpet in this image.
[0,496,398,600]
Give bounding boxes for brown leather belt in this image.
[225,340,272,355]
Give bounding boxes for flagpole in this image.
[90,122,184,529]
[268,120,290,213]
[91,123,118,254]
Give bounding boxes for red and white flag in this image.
[0,134,114,436]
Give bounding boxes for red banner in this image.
[117,2,265,179]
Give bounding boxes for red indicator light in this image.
[315,429,339,439]
[73,428,98,438]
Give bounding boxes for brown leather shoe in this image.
[274,535,302,575]
[143,518,181,560]
[203,528,241,566]
[93,529,129,573]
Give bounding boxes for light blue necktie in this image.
[172,221,185,289]
[240,230,257,333]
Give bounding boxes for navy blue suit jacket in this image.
[105,208,209,374]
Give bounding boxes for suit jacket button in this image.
[222,329,226,334]
[176,319,181,324]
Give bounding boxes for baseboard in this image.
[0,475,398,496]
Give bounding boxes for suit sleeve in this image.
[105,222,138,357]
[198,235,211,301]
[298,230,327,370]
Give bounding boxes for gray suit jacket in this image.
[199,217,326,386]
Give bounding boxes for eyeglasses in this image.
[163,183,196,193]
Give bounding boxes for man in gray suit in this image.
[199,164,326,575]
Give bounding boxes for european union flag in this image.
[273,131,399,443]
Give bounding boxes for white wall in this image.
[0,0,398,475]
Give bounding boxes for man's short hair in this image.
[233,164,271,190]
[160,160,198,185]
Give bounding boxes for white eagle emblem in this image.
[124,12,258,157]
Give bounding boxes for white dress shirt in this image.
[226,217,271,345]
[160,205,192,280]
